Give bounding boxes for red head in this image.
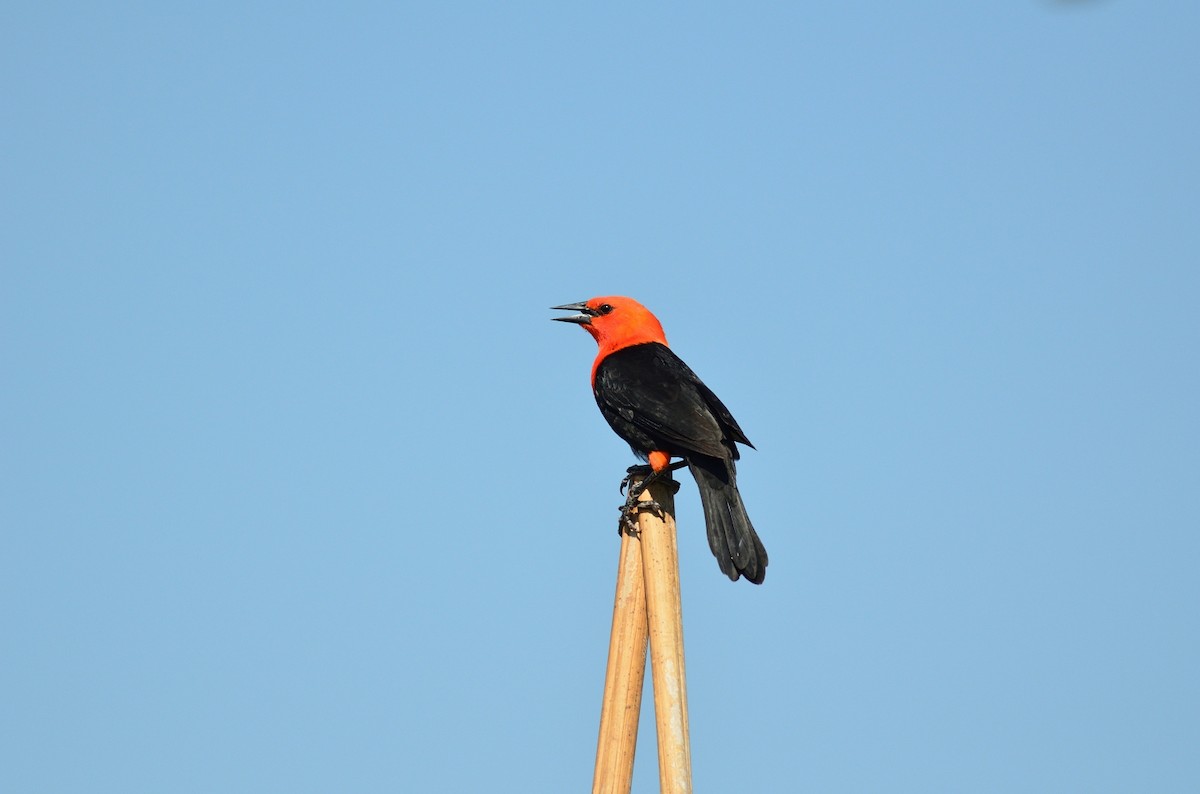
[552,296,669,378]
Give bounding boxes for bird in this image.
[552,296,768,584]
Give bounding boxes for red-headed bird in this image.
[553,296,768,584]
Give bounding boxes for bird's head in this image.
[552,296,668,356]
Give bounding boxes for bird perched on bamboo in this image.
[552,296,768,584]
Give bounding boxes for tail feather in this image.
[687,456,768,584]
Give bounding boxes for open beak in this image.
[551,301,597,325]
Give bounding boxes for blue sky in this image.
[3,2,1198,791]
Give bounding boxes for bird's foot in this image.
[617,498,666,536]
[619,464,655,497]
[615,461,682,535]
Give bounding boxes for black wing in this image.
[593,342,752,460]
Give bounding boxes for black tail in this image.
[687,456,768,584]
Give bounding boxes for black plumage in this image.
[593,341,768,584]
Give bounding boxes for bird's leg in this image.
[616,461,686,536]
[623,460,687,500]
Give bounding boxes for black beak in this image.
[551,301,597,325]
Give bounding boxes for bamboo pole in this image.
[592,524,649,794]
[636,475,692,794]
[591,471,692,794]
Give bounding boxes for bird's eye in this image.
[598,303,614,315]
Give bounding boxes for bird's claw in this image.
[619,464,654,496]
[616,498,665,536]
[635,499,665,520]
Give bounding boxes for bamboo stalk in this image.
[592,526,649,794]
[637,475,692,794]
